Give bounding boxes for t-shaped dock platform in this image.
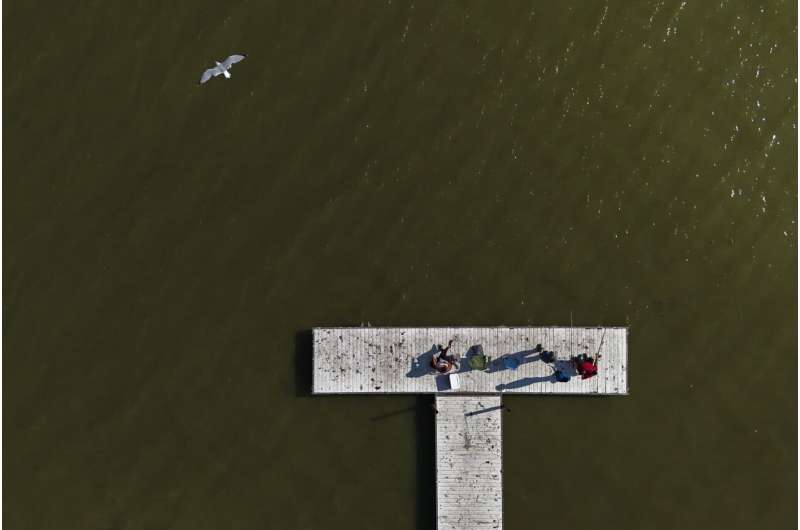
[312,327,628,529]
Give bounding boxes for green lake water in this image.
[4,1,797,528]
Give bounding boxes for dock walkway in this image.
[436,395,503,530]
[311,326,629,529]
[312,327,627,395]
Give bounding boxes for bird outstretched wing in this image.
[199,65,223,84]
[222,54,246,68]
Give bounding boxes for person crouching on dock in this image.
[572,353,601,379]
[431,340,458,374]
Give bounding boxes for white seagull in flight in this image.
[199,54,247,85]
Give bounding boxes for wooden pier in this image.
[313,327,628,395]
[312,326,628,529]
[436,395,503,530]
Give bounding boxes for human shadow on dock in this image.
[496,375,553,390]
[495,360,577,391]
[484,349,541,373]
[294,330,313,397]
[406,346,439,378]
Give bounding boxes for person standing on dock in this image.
[572,353,601,379]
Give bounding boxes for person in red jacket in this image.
[572,353,601,379]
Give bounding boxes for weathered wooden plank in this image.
[436,395,503,530]
[312,327,628,395]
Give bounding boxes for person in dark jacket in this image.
[431,340,457,374]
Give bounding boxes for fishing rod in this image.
[595,330,606,360]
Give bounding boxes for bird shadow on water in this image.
[294,330,313,397]
[370,405,417,421]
